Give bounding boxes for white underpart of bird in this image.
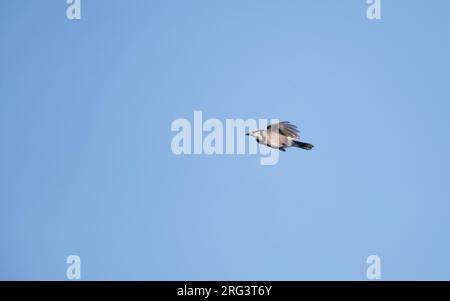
[246,121,314,151]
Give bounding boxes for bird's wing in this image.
[267,121,300,139]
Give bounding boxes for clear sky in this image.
[1,1,450,280]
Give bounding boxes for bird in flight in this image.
[246,121,314,151]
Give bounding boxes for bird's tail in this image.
[292,140,314,150]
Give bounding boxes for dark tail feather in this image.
[293,141,314,150]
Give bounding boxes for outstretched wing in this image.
[267,121,300,139]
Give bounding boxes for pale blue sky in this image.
[1,1,450,280]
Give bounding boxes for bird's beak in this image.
[245,133,249,136]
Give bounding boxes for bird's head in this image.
[246,130,264,139]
